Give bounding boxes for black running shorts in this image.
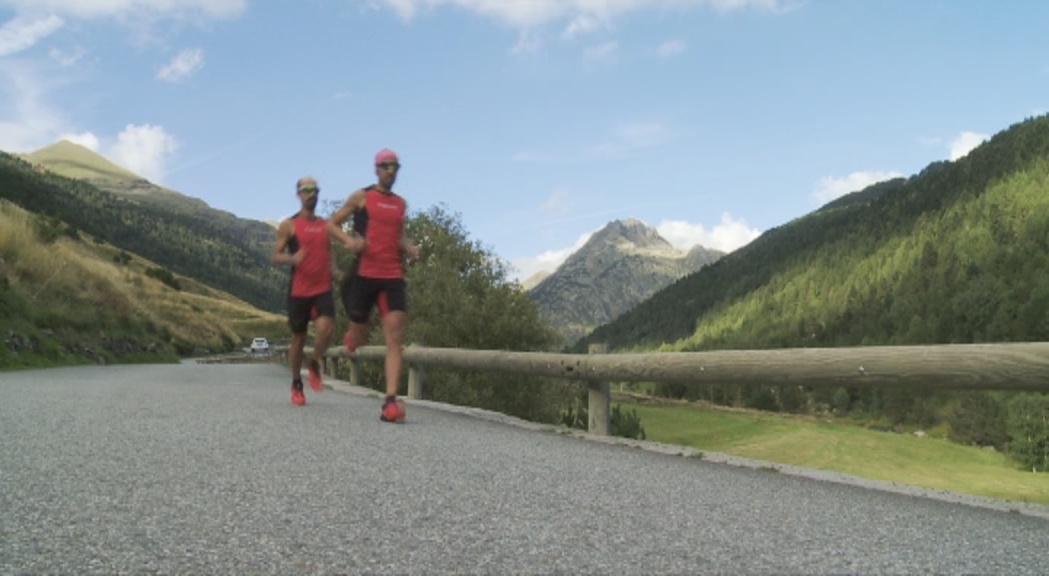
[341,272,407,324]
[287,290,335,334]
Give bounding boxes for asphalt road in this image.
[2,363,1048,574]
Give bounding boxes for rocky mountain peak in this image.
[529,218,723,345]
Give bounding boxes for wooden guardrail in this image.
[278,342,1049,436]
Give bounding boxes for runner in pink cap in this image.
[330,147,420,423]
[374,148,398,165]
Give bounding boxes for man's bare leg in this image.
[379,311,407,422]
[289,331,307,404]
[307,316,334,391]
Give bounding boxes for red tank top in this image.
[357,189,406,279]
[289,215,331,297]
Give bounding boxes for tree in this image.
[1007,393,1049,472]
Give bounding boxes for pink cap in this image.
[375,148,399,165]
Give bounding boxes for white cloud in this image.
[49,46,86,66]
[0,0,246,20]
[515,121,672,164]
[157,47,204,82]
[0,0,245,149]
[563,13,607,38]
[656,38,686,57]
[511,149,547,162]
[375,0,786,31]
[0,66,177,184]
[0,60,66,152]
[540,188,572,218]
[108,123,178,183]
[58,132,101,151]
[511,229,595,281]
[583,40,617,61]
[589,121,668,157]
[0,14,64,57]
[511,31,541,54]
[814,170,902,204]
[949,131,989,161]
[656,213,760,253]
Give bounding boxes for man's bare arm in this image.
[329,189,367,228]
[399,201,420,259]
[270,219,303,267]
[328,220,365,252]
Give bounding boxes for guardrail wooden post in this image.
[348,356,360,388]
[588,343,610,436]
[408,362,423,400]
[325,357,336,379]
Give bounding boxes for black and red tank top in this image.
[353,187,407,279]
[288,215,331,297]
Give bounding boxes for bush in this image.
[947,392,1009,449]
[145,267,181,290]
[747,386,779,412]
[832,387,851,415]
[559,390,646,440]
[611,403,646,440]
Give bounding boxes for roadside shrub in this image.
[747,386,779,412]
[832,387,851,415]
[560,390,646,440]
[947,392,1009,449]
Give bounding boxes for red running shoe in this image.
[291,387,306,406]
[380,399,406,423]
[307,359,323,392]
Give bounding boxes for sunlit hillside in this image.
[21,140,140,181]
[0,199,286,368]
[2,147,287,312]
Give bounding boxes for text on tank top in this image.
[355,188,406,279]
[289,215,331,297]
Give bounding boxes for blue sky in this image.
[1,1,1046,282]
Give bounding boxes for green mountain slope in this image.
[23,141,278,277]
[0,152,288,312]
[578,115,1049,353]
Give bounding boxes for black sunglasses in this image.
[376,162,401,171]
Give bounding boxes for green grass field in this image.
[625,401,1049,505]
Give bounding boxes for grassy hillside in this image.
[0,199,285,369]
[0,151,288,312]
[579,115,1049,353]
[627,400,1049,505]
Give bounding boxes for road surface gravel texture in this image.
[1,363,1047,574]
